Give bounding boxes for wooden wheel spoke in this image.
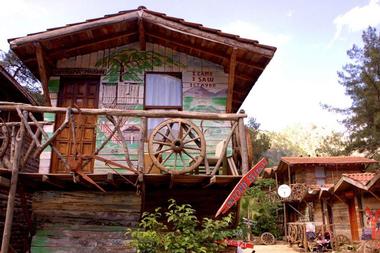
[181,126,193,141]
[183,149,196,162]
[183,137,200,145]
[183,145,201,151]
[179,153,186,168]
[166,123,176,140]
[153,140,172,146]
[156,130,171,141]
[162,151,174,164]
[174,153,177,170]
[154,147,172,156]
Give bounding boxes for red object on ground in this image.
[215,158,268,217]
[224,239,254,249]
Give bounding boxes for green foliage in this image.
[328,26,380,158]
[246,117,271,165]
[127,199,233,253]
[315,131,350,156]
[96,48,182,82]
[0,50,44,103]
[240,179,281,238]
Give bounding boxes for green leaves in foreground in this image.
[126,199,233,253]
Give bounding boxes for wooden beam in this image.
[10,11,139,46]
[147,33,264,72]
[138,18,146,50]
[1,111,26,253]
[226,48,237,113]
[106,172,117,187]
[42,175,65,189]
[34,42,51,106]
[142,13,275,56]
[0,176,10,188]
[0,103,247,121]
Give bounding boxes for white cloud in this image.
[330,0,380,45]
[286,10,294,17]
[222,20,291,47]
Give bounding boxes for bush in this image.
[127,199,233,253]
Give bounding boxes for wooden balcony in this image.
[0,102,248,191]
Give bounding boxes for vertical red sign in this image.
[215,158,268,218]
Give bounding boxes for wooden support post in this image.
[226,48,237,113]
[1,109,26,253]
[284,202,287,238]
[34,42,51,106]
[138,117,146,174]
[238,109,249,174]
[288,165,291,185]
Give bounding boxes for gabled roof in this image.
[276,156,378,175]
[0,65,38,105]
[8,6,276,112]
[334,172,380,193]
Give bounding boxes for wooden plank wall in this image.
[0,188,32,253]
[332,201,352,240]
[31,191,141,253]
[43,42,230,174]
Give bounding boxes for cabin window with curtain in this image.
[315,167,326,186]
[144,73,182,136]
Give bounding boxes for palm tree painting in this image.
[96,47,182,83]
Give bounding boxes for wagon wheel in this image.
[148,119,206,174]
[333,234,351,250]
[0,121,9,158]
[261,232,275,245]
[363,240,380,253]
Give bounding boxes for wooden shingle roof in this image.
[8,6,276,112]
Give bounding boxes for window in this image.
[315,167,326,186]
[144,73,182,135]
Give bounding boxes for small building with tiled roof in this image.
[272,156,379,247]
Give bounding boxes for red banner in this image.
[215,158,268,217]
[224,239,254,249]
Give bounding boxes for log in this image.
[34,42,51,106]
[0,176,10,188]
[1,110,26,253]
[138,117,146,173]
[226,48,237,113]
[238,110,249,174]
[0,103,247,120]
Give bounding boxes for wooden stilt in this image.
[238,109,249,174]
[1,109,26,253]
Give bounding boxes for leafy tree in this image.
[240,179,281,238]
[96,48,182,83]
[332,27,380,158]
[246,117,271,165]
[127,199,233,253]
[0,50,41,93]
[315,131,350,156]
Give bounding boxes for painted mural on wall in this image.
[48,42,231,173]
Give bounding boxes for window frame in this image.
[143,72,183,110]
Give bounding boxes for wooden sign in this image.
[215,158,268,218]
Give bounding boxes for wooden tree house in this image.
[0,6,276,252]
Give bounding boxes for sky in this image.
[1,0,380,132]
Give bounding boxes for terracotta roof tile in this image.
[343,173,375,186]
[281,156,378,165]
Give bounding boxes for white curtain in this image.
[145,74,182,135]
[145,74,182,107]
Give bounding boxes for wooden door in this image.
[51,77,99,173]
[348,197,360,241]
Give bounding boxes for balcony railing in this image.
[0,102,249,181]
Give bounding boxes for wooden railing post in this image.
[138,117,146,174]
[238,109,249,174]
[1,110,26,253]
